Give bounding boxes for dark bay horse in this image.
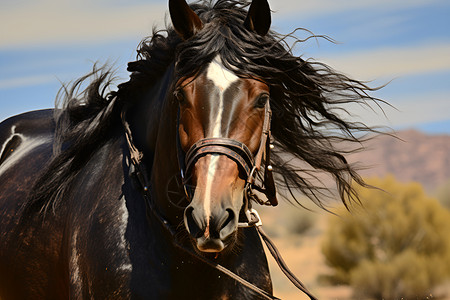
[0,0,383,298]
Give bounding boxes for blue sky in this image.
[1,0,449,134]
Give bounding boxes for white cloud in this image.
[323,42,450,129]
[1,0,449,131]
[317,42,450,80]
[272,0,444,18]
[0,1,167,49]
[391,94,450,127]
[1,0,446,50]
[342,92,450,129]
[0,74,58,90]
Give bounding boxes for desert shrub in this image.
[321,176,450,299]
[435,179,450,209]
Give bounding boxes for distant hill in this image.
[346,129,450,191]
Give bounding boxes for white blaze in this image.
[201,57,239,222]
[203,155,219,225]
[206,57,239,137]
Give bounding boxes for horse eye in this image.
[255,94,269,108]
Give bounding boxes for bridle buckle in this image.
[238,208,262,228]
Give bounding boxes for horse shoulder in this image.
[0,109,60,299]
[65,137,136,298]
[0,109,55,172]
[0,109,55,223]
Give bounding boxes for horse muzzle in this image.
[177,102,277,252]
[184,201,238,252]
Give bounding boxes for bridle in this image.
[121,98,318,300]
[176,100,278,228]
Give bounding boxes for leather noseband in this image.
[176,101,278,219]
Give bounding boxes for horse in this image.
[0,0,383,298]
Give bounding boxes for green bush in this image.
[321,176,450,299]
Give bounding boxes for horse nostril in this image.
[184,206,204,239]
[216,208,236,240]
[221,209,235,231]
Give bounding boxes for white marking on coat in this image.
[116,195,132,272]
[0,126,50,177]
[206,57,239,137]
[203,154,219,226]
[202,58,239,220]
[70,229,82,297]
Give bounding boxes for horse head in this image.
[169,0,273,253]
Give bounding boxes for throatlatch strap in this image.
[263,136,277,206]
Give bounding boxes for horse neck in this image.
[127,65,183,224]
[128,65,175,157]
[149,89,183,224]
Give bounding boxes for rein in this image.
[121,108,318,300]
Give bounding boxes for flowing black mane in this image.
[26,0,385,215]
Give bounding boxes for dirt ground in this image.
[260,207,352,300]
[258,204,450,300]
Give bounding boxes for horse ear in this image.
[169,0,203,40]
[244,0,271,36]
